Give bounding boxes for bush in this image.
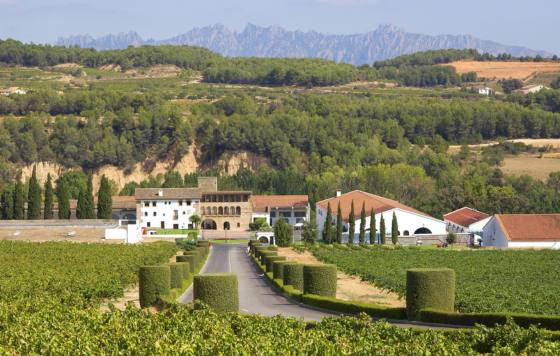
[250,242,262,254]
[168,263,184,289]
[273,261,292,280]
[176,261,190,280]
[406,268,455,320]
[446,232,457,245]
[139,265,171,308]
[260,251,277,265]
[303,264,337,297]
[266,256,286,273]
[183,250,200,267]
[283,263,304,291]
[176,255,196,274]
[254,246,267,258]
[193,273,239,313]
[301,294,407,319]
[274,218,293,247]
[195,246,207,258]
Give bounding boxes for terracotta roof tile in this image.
[444,207,489,227]
[251,195,309,212]
[134,188,202,200]
[496,214,560,241]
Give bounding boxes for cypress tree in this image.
[13,175,24,220]
[76,189,86,219]
[347,200,355,245]
[1,189,14,220]
[84,175,95,219]
[391,211,399,245]
[57,181,71,219]
[97,175,112,219]
[335,202,343,244]
[27,165,42,219]
[43,173,54,219]
[359,202,366,245]
[323,202,333,244]
[369,209,376,245]
[380,214,386,245]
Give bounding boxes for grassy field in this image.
[311,245,560,314]
[447,60,560,80]
[501,153,560,180]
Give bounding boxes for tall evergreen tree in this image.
[335,202,343,244]
[84,175,95,219]
[347,200,355,245]
[57,180,71,219]
[97,175,112,219]
[391,211,399,245]
[76,189,86,219]
[43,173,54,219]
[1,189,14,220]
[359,202,366,245]
[323,202,333,244]
[27,165,42,219]
[13,175,24,220]
[369,209,376,245]
[379,214,386,245]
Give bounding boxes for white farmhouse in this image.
[135,188,200,230]
[516,85,547,95]
[316,190,446,243]
[483,214,560,249]
[250,195,310,227]
[444,207,491,235]
[477,87,494,96]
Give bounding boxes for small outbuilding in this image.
[482,214,560,249]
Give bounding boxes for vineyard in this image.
[311,246,560,314]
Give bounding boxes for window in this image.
[152,202,156,207]
[294,211,306,217]
[144,212,148,217]
[173,210,179,220]
[236,206,241,215]
[280,212,292,218]
[187,200,191,206]
[179,200,183,206]
[270,212,276,217]
[237,222,240,228]
[183,211,186,215]
[153,212,157,216]
[147,222,151,227]
[144,201,149,207]
[173,224,179,229]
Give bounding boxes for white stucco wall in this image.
[482,217,508,248]
[508,241,560,249]
[138,199,199,229]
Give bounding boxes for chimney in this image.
[336,190,342,197]
[158,189,163,197]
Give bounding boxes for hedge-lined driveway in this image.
[179,243,337,321]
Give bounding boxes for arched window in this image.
[224,206,230,215]
[414,227,432,235]
[218,206,224,215]
[212,207,217,215]
[403,230,410,236]
[236,206,241,215]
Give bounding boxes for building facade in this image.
[483,214,560,249]
[444,207,490,235]
[250,195,310,227]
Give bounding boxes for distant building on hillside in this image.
[483,214,560,249]
[515,85,547,95]
[444,207,491,236]
[476,87,494,96]
[316,190,446,243]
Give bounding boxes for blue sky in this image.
[0,0,558,54]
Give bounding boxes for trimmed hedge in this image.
[302,294,407,320]
[168,263,184,289]
[183,251,200,269]
[420,308,560,331]
[193,273,239,313]
[303,264,337,297]
[283,263,304,291]
[176,255,196,274]
[406,268,455,321]
[260,251,277,265]
[176,261,190,280]
[273,260,292,280]
[139,265,171,308]
[266,256,286,273]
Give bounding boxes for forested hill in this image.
[55,24,552,64]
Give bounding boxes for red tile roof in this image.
[316,190,429,222]
[496,214,560,241]
[444,207,489,227]
[251,195,309,212]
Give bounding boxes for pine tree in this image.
[84,175,95,219]
[335,202,343,244]
[347,200,355,245]
[359,202,366,245]
[1,189,14,220]
[97,175,112,219]
[323,202,333,244]
[43,174,54,219]
[27,165,42,219]
[13,175,24,220]
[57,181,71,219]
[391,211,399,245]
[369,209,376,244]
[379,214,386,245]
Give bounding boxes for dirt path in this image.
[277,248,405,308]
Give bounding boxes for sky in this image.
[0,0,558,54]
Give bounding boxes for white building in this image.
[483,214,560,249]
[477,87,494,96]
[516,85,547,95]
[444,207,491,236]
[316,190,446,243]
[135,188,200,230]
[250,195,310,227]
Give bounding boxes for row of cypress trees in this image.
[322,200,399,245]
[0,167,113,220]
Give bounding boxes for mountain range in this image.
[56,24,552,65]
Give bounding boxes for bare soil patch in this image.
[447,60,560,80]
[277,248,405,307]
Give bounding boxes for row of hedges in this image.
[193,273,239,313]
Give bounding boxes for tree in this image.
[13,175,24,220]
[43,173,54,219]
[26,165,42,219]
[369,209,376,245]
[302,220,316,244]
[1,189,14,220]
[347,200,355,245]
[189,214,201,229]
[274,218,293,247]
[84,175,95,219]
[57,181,71,219]
[359,202,366,245]
[391,211,399,245]
[322,203,333,244]
[446,231,457,245]
[97,175,112,219]
[379,214,386,245]
[76,189,86,219]
[335,202,343,244]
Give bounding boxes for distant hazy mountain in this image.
[56,24,552,65]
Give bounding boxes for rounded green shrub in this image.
[193,273,239,313]
[183,251,200,268]
[266,256,286,273]
[273,260,291,280]
[254,246,266,258]
[406,268,456,321]
[168,263,184,289]
[176,255,196,274]
[176,261,190,280]
[195,246,207,257]
[260,251,277,265]
[139,265,170,308]
[303,264,337,297]
[283,263,304,291]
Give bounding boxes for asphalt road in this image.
[179,243,337,321]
